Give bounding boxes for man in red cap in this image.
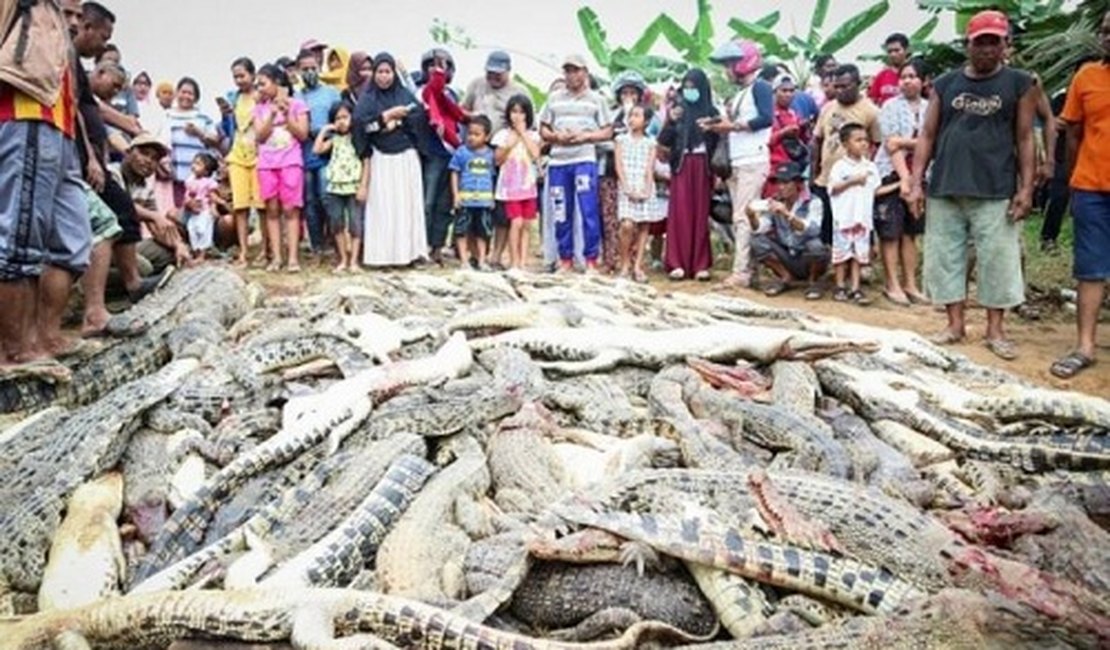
[906,10,1037,361]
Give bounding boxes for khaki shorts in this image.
[228,163,262,211]
[923,196,1024,309]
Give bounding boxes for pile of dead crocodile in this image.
[2,266,1108,650]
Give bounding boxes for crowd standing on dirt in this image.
[0,2,1107,379]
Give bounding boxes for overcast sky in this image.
[111,1,954,114]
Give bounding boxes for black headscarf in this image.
[659,68,718,171]
[353,52,423,158]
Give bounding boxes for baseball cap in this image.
[966,10,1009,41]
[562,54,589,70]
[773,73,796,90]
[130,132,169,157]
[486,50,511,73]
[301,39,327,52]
[771,162,805,182]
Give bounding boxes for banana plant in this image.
[915,0,1108,93]
[728,0,891,78]
[575,0,720,84]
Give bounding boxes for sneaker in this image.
[477,262,493,272]
[1040,240,1058,254]
[668,268,686,281]
[584,259,599,275]
[555,260,574,274]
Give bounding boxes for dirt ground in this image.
[245,261,1108,399]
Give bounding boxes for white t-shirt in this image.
[829,156,881,231]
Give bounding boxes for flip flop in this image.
[763,280,788,297]
[1050,351,1095,379]
[983,338,1018,361]
[929,330,965,345]
[906,291,930,306]
[883,290,911,307]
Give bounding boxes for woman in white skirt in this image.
[353,52,427,267]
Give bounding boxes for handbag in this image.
[710,87,749,181]
[710,135,732,180]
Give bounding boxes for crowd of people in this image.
[0,2,1107,380]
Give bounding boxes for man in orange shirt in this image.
[1051,11,1110,379]
[0,1,91,367]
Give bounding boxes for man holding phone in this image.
[746,162,829,299]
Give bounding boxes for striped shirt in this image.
[539,88,612,165]
[0,66,77,138]
[166,108,217,182]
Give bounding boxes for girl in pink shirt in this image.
[253,64,309,272]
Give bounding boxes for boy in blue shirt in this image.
[449,115,496,270]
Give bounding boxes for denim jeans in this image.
[422,153,453,249]
[302,167,329,251]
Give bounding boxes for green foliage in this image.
[915,0,1109,94]
[728,0,890,78]
[512,74,548,113]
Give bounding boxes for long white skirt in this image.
[363,148,427,266]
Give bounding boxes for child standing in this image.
[449,115,496,270]
[183,152,221,260]
[253,63,309,273]
[314,101,363,273]
[492,95,542,270]
[614,104,661,282]
[829,122,881,304]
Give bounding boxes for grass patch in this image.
[1022,211,1075,292]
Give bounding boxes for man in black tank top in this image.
[904,10,1037,361]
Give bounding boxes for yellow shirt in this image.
[226,92,258,167]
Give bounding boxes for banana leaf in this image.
[822,0,891,55]
[910,15,940,44]
[691,0,716,63]
[512,74,548,112]
[754,11,781,29]
[727,17,796,60]
[807,0,831,50]
[610,48,687,83]
[576,7,613,71]
[632,14,695,57]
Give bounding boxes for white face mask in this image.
[622,99,635,112]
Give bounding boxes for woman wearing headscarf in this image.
[320,46,351,91]
[353,52,428,267]
[657,68,718,281]
[342,51,372,104]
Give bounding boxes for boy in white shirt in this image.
[829,122,881,304]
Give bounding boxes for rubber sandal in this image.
[1050,351,1095,379]
[265,262,282,273]
[928,330,965,345]
[851,290,872,306]
[633,269,648,284]
[983,338,1018,361]
[832,287,850,302]
[763,280,787,297]
[883,290,911,307]
[804,285,823,300]
[669,268,686,280]
[694,270,711,282]
[127,266,175,304]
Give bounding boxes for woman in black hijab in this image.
[353,53,429,267]
[657,68,718,281]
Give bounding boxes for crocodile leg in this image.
[555,506,928,616]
